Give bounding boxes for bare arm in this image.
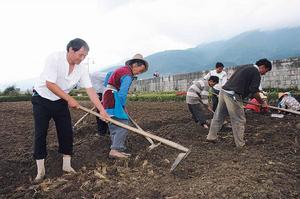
[46,81,79,108]
[85,87,110,121]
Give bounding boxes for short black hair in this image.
[66,38,89,52]
[256,58,272,71]
[208,76,219,84]
[215,62,224,68]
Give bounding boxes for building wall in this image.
[132,57,300,92]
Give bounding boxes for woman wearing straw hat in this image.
[102,54,149,158]
[278,92,300,111]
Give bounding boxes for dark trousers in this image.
[32,95,73,159]
[212,88,220,111]
[188,103,207,125]
[96,93,109,135]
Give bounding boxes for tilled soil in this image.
[0,101,299,199]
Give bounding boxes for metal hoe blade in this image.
[128,115,161,151]
[170,149,191,172]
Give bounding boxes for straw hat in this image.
[125,54,149,72]
[278,92,289,99]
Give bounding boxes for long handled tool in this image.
[128,115,161,150]
[210,92,300,115]
[78,105,191,172]
[243,100,300,115]
[73,106,96,129]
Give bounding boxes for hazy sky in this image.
[0,0,299,84]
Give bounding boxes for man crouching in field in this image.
[32,38,109,183]
[186,76,219,129]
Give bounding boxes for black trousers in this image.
[96,93,109,135]
[212,88,220,112]
[188,103,207,125]
[32,95,73,159]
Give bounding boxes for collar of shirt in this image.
[253,64,261,76]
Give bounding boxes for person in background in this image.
[186,76,219,129]
[207,58,272,148]
[153,71,160,78]
[90,71,110,135]
[102,54,149,158]
[203,62,228,111]
[32,38,109,182]
[277,92,300,111]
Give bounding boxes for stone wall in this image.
[132,57,300,92]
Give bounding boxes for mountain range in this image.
[137,26,300,78]
[2,26,300,91]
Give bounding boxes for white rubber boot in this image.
[62,155,76,173]
[35,159,45,182]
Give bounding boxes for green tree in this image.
[3,85,19,96]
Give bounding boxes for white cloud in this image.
[0,0,299,84]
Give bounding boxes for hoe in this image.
[73,106,96,128]
[74,107,161,150]
[78,105,191,172]
[128,114,161,151]
[243,100,300,115]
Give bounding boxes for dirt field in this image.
[0,101,299,199]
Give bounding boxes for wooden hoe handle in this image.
[78,105,189,152]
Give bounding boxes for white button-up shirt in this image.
[203,69,227,91]
[34,51,92,101]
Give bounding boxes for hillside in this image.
[3,27,300,91]
[140,27,300,78]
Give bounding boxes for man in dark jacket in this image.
[206,58,272,147]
